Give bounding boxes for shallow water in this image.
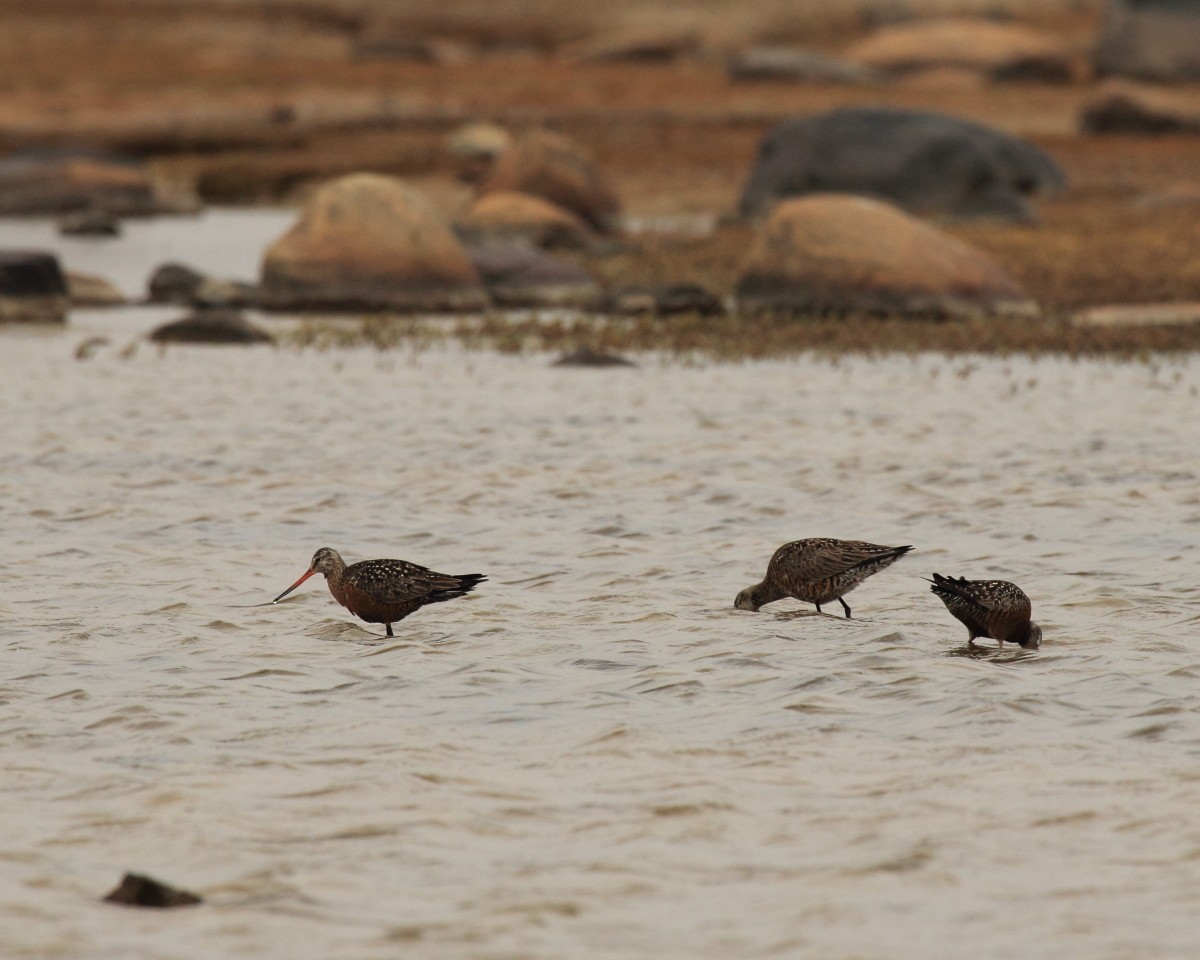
[3,220,1200,958]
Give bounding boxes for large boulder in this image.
[0,250,69,323]
[1081,80,1200,134]
[260,174,488,312]
[734,194,1035,320]
[460,191,596,250]
[468,243,600,309]
[0,148,165,216]
[479,130,621,233]
[1096,0,1200,82]
[738,107,1066,222]
[845,17,1078,82]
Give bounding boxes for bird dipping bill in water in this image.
[927,573,1041,649]
[734,538,912,618]
[273,547,486,636]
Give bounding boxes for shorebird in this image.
[734,538,912,618]
[927,573,1041,649]
[273,547,485,636]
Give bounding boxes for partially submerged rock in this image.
[260,173,488,313]
[147,262,207,304]
[729,47,880,85]
[58,207,121,237]
[0,250,69,323]
[735,194,1035,320]
[149,309,274,344]
[553,345,637,367]
[738,107,1066,222]
[845,17,1078,82]
[1081,80,1200,134]
[479,129,621,233]
[103,873,202,908]
[460,191,596,250]
[468,243,600,309]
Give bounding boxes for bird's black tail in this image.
[427,573,487,604]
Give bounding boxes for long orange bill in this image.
[273,568,317,603]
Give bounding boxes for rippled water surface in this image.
[3,222,1200,958]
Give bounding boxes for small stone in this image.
[66,271,127,307]
[147,262,207,304]
[58,207,121,237]
[149,309,274,345]
[609,283,725,316]
[103,873,202,909]
[552,346,636,367]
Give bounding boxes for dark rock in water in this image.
[103,872,202,908]
[1096,0,1200,82]
[609,283,725,316]
[147,262,207,304]
[0,250,69,323]
[1081,80,1200,135]
[58,207,121,237]
[738,107,1066,222]
[0,147,163,216]
[553,346,636,367]
[149,309,273,345]
[729,47,880,85]
[147,262,257,308]
[468,243,600,309]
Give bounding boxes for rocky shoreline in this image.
[2,0,1200,352]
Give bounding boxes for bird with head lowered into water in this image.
[927,573,1041,649]
[735,537,912,619]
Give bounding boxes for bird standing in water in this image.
[734,537,912,618]
[927,573,1041,649]
[273,547,485,636]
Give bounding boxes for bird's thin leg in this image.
[386,623,394,638]
[838,597,852,619]
[815,603,822,614]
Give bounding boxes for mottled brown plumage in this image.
[273,547,485,636]
[734,538,912,618]
[928,573,1041,649]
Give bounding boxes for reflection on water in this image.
[2,319,1199,957]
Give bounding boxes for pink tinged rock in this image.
[735,194,1036,320]
[479,130,621,233]
[260,173,488,313]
